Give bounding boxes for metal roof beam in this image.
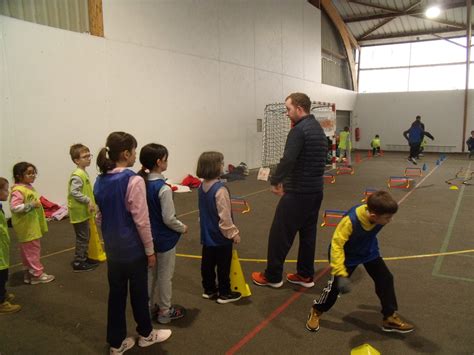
[362,27,469,42]
[432,34,467,48]
[358,0,422,40]
[412,15,465,30]
[344,0,466,23]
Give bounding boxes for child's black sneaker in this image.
[72,261,98,273]
[202,290,218,300]
[157,306,186,324]
[216,291,241,304]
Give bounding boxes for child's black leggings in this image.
[313,257,398,318]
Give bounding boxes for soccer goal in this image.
[261,101,336,169]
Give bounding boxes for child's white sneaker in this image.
[138,328,172,347]
[109,337,135,355]
[30,273,55,285]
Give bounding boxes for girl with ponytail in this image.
[93,132,171,354]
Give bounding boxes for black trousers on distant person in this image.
[106,256,152,348]
[201,244,233,295]
[264,191,323,283]
[409,142,421,159]
[0,268,8,303]
[313,257,398,318]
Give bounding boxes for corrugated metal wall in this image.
[0,0,89,33]
[321,10,353,90]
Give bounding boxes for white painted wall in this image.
[0,1,357,213]
[353,90,474,152]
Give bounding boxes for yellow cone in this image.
[449,185,459,190]
[351,343,381,355]
[230,249,251,297]
[88,218,106,262]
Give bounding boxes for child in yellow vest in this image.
[10,163,54,285]
[338,127,352,165]
[68,144,99,272]
[0,177,21,314]
[371,134,381,156]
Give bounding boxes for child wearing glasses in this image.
[10,162,55,285]
[68,144,99,272]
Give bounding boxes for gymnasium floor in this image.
[1,152,473,354]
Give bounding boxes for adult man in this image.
[252,93,328,288]
[414,115,425,130]
[403,119,434,165]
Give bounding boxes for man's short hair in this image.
[285,93,311,113]
[416,115,421,120]
[69,144,90,162]
[367,191,398,215]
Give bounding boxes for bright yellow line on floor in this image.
[177,249,474,263]
[10,245,474,270]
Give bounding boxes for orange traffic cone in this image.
[355,153,361,163]
[367,150,372,158]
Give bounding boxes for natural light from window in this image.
[359,37,473,93]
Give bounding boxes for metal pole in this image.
[357,48,361,91]
[462,0,472,153]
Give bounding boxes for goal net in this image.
[261,101,336,168]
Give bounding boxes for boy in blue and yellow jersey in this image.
[306,191,414,334]
[68,144,98,272]
[0,177,21,314]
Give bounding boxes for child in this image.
[68,144,99,272]
[0,177,21,314]
[338,127,351,165]
[10,163,55,285]
[93,132,171,354]
[370,134,381,156]
[138,143,188,324]
[196,151,241,304]
[306,191,414,334]
[466,130,474,159]
[417,137,427,158]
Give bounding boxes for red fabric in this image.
[181,174,202,188]
[39,196,61,218]
[165,182,178,192]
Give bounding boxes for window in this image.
[359,38,472,93]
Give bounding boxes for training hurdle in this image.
[336,166,354,175]
[361,187,378,202]
[388,176,411,189]
[231,197,250,214]
[324,173,336,184]
[404,167,422,177]
[321,209,346,227]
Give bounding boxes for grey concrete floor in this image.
[1,152,473,354]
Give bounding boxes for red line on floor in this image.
[225,266,331,355]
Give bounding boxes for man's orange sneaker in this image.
[251,272,283,288]
[286,273,315,288]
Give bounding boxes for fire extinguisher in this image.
[355,127,360,142]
